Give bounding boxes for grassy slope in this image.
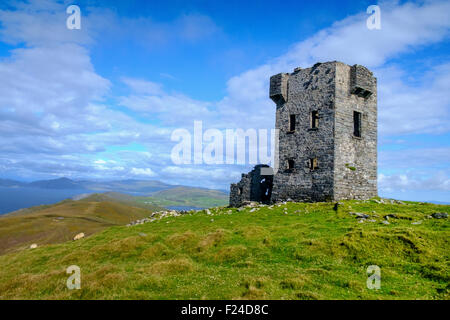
[0,199,448,300]
[138,186,229,208]
[0,198,161,255]
[79,192,162,211]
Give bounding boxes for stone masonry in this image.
[229,61,377,206]
[229,164,273,207]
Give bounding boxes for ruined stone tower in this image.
[230,61,377,206]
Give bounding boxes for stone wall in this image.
[333,62,378,200]
[269,73,289,105]
[270,62,337,202]
[229,165,273,207]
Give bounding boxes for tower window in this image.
[289,114,296,132]
[238,187,243,195]
[309,158,318,170]
[311,111,319,129]
[353,111,362,137]
[287,159,295,170]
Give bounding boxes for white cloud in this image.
[0,45,111,135]
[118,1,450,134]
[176,14,219,41]
[380,146,450,170]
[161,165,242,189]
[121,77,164,95]
[119,80,214,124]
[379,171,450,192]
[1,0,449,193]
[130,167,157,177]
[0,0,92,46]
[377,63,450,135]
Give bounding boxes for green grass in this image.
[0,198,161,255]
[0,199,448,300]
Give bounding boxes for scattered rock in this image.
[350,212,370,219]
[242,201,259,208]
[432,212,448,219]
[381,220,390,225]
[73,233,85,241]
[383,214,398,220]
[206,209,212,215]
[411,221,422,225]
[30,243,37,249]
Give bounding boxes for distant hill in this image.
[75,189,228,210]
[0,196,163,255]
[136,186,229,209]
[2,177,174,193]
[78,192,162,211]
[28,177,83,189]
[0,178,229,214]
[78,179,173,194]
[0,179,26,187]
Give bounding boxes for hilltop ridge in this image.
[0,195,163,255]
[0,198,448,299]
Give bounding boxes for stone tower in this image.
[229,61,377,206]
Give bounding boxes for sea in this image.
[0,187,90,215]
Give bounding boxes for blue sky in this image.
[0,0,449,202]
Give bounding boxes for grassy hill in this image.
[77,192,162,211]
[78,179,173,194]
[0,196,162,255]
[137,186,229,208]
[0,199,448,300]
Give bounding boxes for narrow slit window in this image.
[289,114,296,132]
[287,159,295,170]
[311,111,319,129]
[309,158,318,170]
[353,111,362,137]
[238,187,243,195]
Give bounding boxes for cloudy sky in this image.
[0,0,449,201]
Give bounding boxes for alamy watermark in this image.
[366,5,381,30]
[366,265,381,290]
[66,265,81,290]
[66,5,81,30]
[171,121,279,174]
